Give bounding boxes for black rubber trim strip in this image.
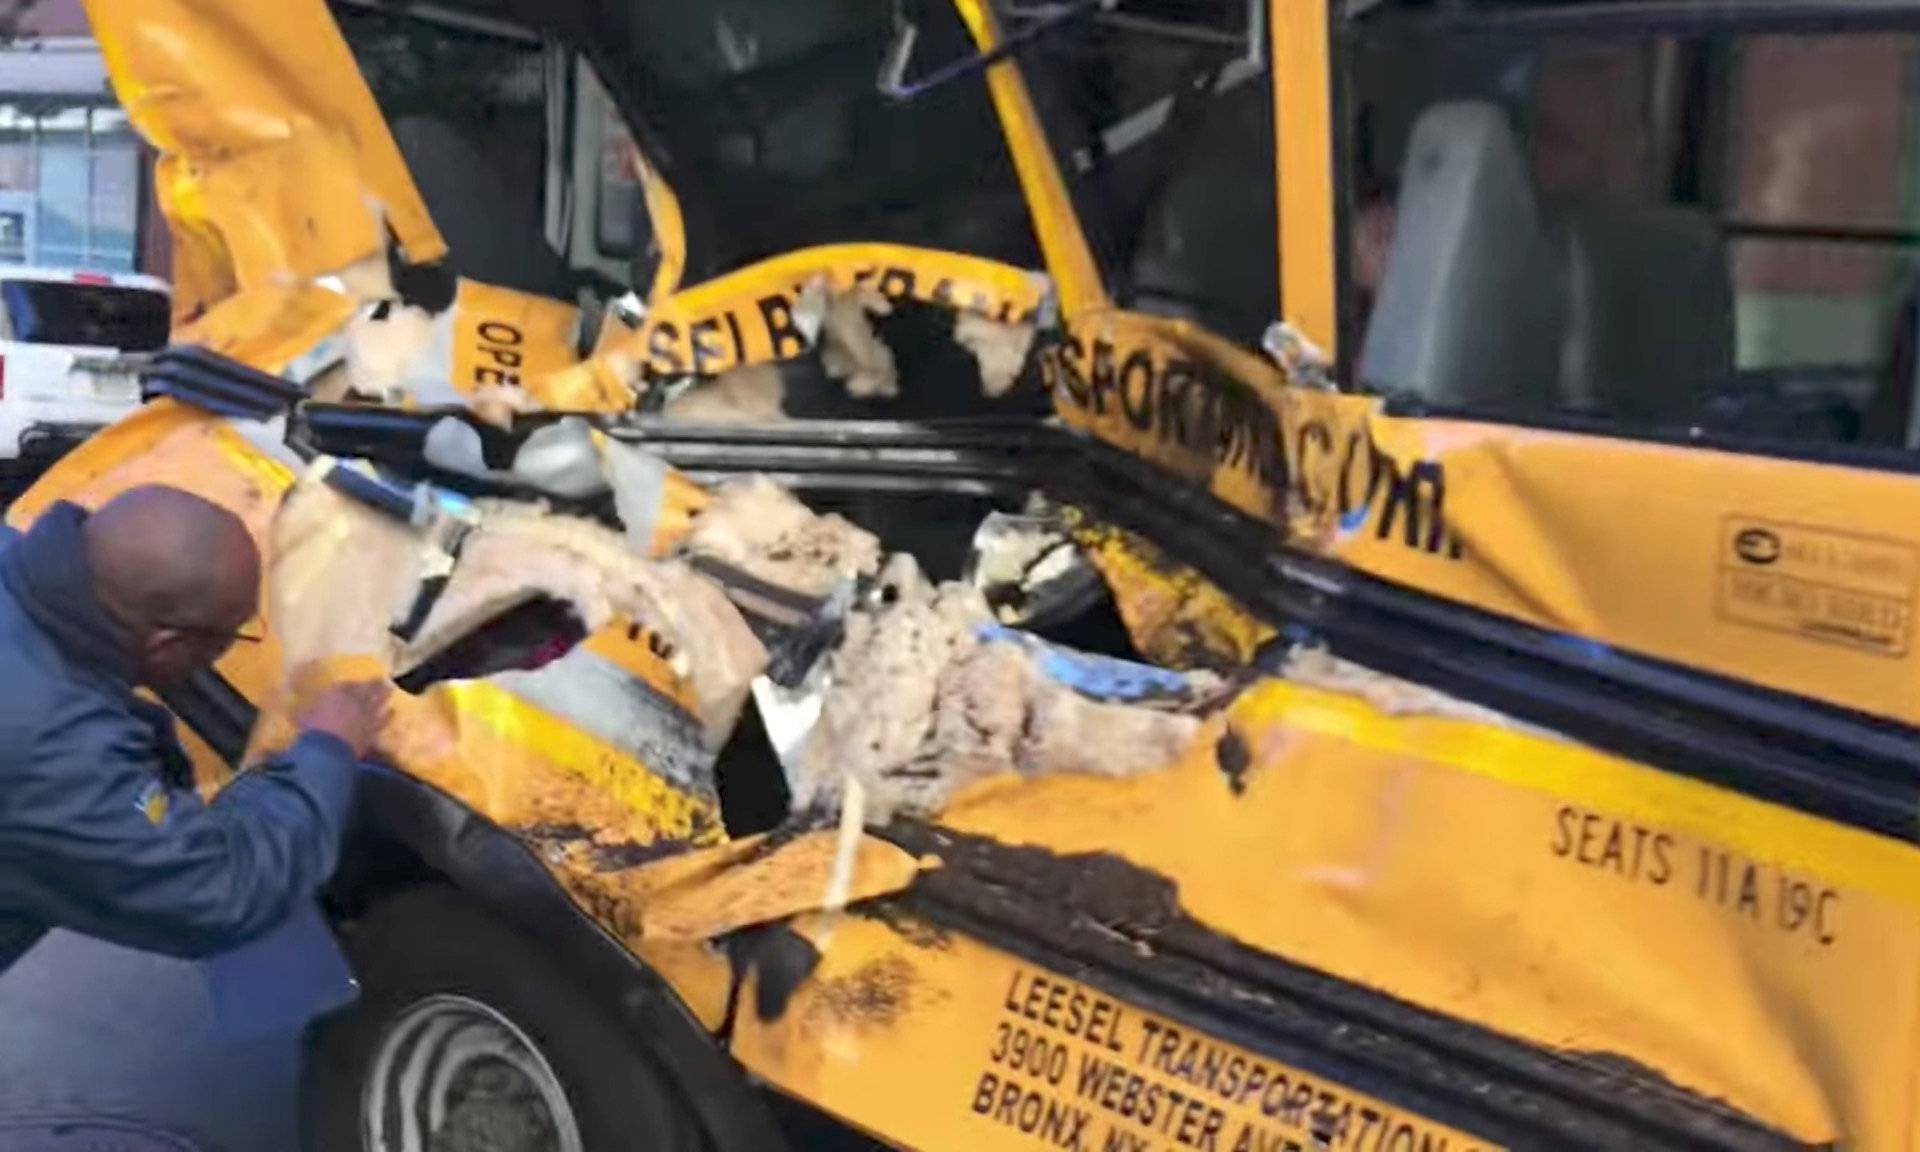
[301,403,523,467]
[299,407,1046,498]
[1352,0,1920,39]
[157,667,257,767]
[1094,439,1920,836]
[148,423,1849,1147]
[17,422,107,454]
[157,671,790,1152]
[677,470,1027,497]
[1725,218,1920,248]
[1375,394,1920,478]
[602,418,1920,841]
[882,823,1815,1152]
[687,556,827,618]
[312,410,1919,836]
[292,408,1920,837]
[1060,437,1920,839]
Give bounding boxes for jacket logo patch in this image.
[136,780,170,826]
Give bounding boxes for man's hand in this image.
[296,681,391,760]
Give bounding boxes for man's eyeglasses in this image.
[104,601,262,646]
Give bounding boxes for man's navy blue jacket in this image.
[0,502,356,972]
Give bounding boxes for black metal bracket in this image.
[139,344,304,420]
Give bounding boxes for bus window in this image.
[1347,7,1920,451]
[575,62,655,290]
[333,2,572,299]
[1024,3,1278,347]
[332,2,658,307]
[611,0,1041,274]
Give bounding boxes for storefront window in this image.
[0,101,140,272]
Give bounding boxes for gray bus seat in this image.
[1358,101,1564,411]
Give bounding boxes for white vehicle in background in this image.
[0,267,169,476]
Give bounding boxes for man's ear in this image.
[144,626,187,653]
[141,627,194,670]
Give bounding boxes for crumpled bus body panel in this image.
[81,0,446,320]
[43,0,1920,1148]
[1047,306,1920,730]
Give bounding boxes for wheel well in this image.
[319,826,445,921]
[325,765,793,1152]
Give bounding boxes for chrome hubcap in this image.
[362,994,583,1152]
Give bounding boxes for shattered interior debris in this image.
[681,476,882,600]
[818,284,899,401]
[951,311,1037,399]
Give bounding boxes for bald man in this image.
[0,486,387,971]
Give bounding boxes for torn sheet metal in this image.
[588,830,923,944]
[24,348,1904,1152]
[260,471,733,843]
[721,655,1903,1152]
[952,312,1037,398]
[171,286,361,379]
[550,243,1048,405]
[343,280,590,412]
[31,437,720,877]
[682,477,882,600]
[656,275,994,418]
[83,0,445,319]
[1070,515,1276,670]
[56,2,1920,1144]
[371,498,768,744]
[964,507,1104,628]
[576,826,928,1033]
[641,265,1045,417]
[674,476,879,683]
[926,673,1920,1147]
[1050,305,1920,732]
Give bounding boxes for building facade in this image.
[0,0,159,275]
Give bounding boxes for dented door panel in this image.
[696,666,1915,1149]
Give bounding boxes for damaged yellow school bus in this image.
[21,0,1920,1148]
